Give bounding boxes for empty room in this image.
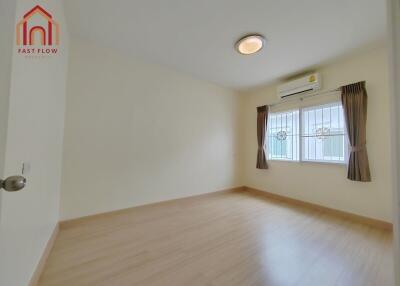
[0,0,399,285]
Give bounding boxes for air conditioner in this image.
[277,73,321,99]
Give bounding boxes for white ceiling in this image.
[64,0,387,90]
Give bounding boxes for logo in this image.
[16,5,59,57]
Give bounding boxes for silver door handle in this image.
[0,176,26,192]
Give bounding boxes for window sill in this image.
[269,159,299,163]
[300,160,347,166]
[269,159,347,167]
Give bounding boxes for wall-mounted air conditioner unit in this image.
[277,73,321,99]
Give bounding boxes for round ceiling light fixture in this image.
[235,34,266,55]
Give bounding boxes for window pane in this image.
[301,102,346,163]
[267,109,299,161]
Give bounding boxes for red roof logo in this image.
[16,5,60,46]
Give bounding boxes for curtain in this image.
[341,81,371,182]
[256,105,269,169]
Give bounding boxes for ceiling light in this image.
[235,34,266,55]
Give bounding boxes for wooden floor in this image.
[39,190,394,286]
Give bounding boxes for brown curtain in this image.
[256,105,269,169]
[341,81,371,182]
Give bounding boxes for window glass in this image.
[267,110,300,161]
[266,102,347,164]
[301,102,347,163]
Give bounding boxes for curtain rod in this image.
[269,87,341,108]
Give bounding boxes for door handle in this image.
[0,176,26,192]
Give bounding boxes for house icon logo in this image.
[16,5,60,56]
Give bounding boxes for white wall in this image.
[0,1,69,285]
[387,0,400,283]
[242,46,393,222]
[0,0,16,222]
[61,40,393,224]
[60,39,242,220]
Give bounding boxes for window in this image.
[267,110,299,161]
[267,102,347,164]
[301,102,347,163]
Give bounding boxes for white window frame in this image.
[266,101,349,165]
